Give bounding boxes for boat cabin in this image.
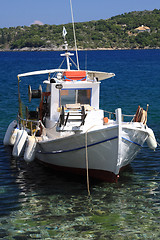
[44,70,101,129]
[17,33,115,133]
[17,67,114,133]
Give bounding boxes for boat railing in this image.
[17,115,45,135]
[122,113,135,122]
[104,110,135,122]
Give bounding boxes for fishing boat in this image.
[3,14,157,184]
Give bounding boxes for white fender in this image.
[24,136,37,162]
[3,120,17,145]
[9,128,19,146]
[146,128,157,150]
[12,130,28,157]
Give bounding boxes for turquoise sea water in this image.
[0,50,160,239]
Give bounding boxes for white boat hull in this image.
[3,25,157,184]
[36,125,148,182]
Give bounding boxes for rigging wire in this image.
[69,56,78,68]
[70,0,80,70]
[85,52,87,70]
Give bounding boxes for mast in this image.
[60,26,74,70]
[60,0,80,71]
[70,0,80,70]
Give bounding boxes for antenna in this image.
[70,0,80,70]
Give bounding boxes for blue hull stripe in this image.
[122,137,142,147]
[38,136,142,155]
[38,136,118,155]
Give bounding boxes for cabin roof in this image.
[18,69,115,81]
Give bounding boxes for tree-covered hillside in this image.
[0,9,160,50]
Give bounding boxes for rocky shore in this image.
[0,46,159,52]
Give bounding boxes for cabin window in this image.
[60,89,91,106]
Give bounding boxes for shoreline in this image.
[0,47,160,52]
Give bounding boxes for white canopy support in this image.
[17,69,66,78]
[87,71,115,81]
[17,69,115,81]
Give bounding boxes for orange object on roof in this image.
[63,70,86,81]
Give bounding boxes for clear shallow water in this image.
[0,50,160,239]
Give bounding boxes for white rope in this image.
[157,141,160,147]
[85,131,90,197]
[58,57,66,70]
[70,0,80,70]
[85,124,97,196]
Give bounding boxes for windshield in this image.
[60,89,91,105]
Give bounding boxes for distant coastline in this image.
[0,46,160,52]
[0,9,160,51]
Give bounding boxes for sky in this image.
[1,0,160,28]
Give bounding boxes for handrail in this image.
[104,110,135,121]
[17,115,45,132]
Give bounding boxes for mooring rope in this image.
[157,141,160,147]
[85,131,90,197]
[85,125,97,196]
